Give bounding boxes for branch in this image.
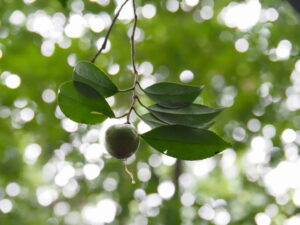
[173,160,182,188]
[91,0,130,63]
[126,0,139,124]
[130,0,138,75]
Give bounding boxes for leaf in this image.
[201,120,215,129]
[58,81,114,124]
[73,61,118,97]
[141,125,230,160]
[58,0,68,7]
[143,82,204,108]
[140,113,168,128]
[148,104,222,128]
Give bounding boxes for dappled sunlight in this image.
[1,72,21,89]
[42,89,56,103]
[82,199,117,223]
[179,70,194,83]
[142,4,157,19]
[2,0,300,224]
[24,143,42,165]
[0,199,13,214]
[235,38,249,53]
[220,0,262,31]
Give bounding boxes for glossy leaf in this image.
[148,104,222,128]
[143,82,204,108]
[58,81,114,124]
[140,113,168,128]
[73,61,118,97]
[141,125,230,160]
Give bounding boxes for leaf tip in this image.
[224,141,232,149]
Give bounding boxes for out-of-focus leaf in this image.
[140,113,168,128]
[58,81,114,124]
[58,0,68,7]
[141,125,230,160]
[148,104,222,128]
[143,82,204,108]
[73,61,118,97]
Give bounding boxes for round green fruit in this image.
[105,124,140,159]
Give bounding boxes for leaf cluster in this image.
[58,61,230,160]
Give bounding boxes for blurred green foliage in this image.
[1,0,300,224]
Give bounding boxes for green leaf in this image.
[58,81,114,124]
[201,121,215,129]
[148,104,222,128]
[73,61,118,97]
[143,82,204,108]
[140,113,168,128]
[58,0,68,7]
[141,125,230,160]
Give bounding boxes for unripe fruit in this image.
[105,124,140,159]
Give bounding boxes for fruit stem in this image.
[123,160,136,184]
[115,112,129,119]
[126,0,139,124]
[91,0,130,63]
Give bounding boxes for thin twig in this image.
[91,0,130,63]
[130,0,138,75]
[126,0,139,124]
[173,160,182,189]
[126,91,137,124]
[115,112,128,119]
